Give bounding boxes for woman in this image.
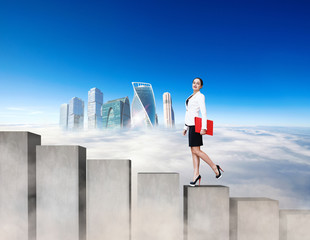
[183,77,223,186]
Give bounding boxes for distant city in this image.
[59,82,175,130]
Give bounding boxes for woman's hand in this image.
[200,129,207,135]
[183,129,187,136]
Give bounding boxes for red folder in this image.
[195,117,213,136]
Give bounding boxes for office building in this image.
[102,97,131,129]
[163,92,175,127]
[131,82,157,127]
[88,88,103,129]
[59,103,69,129]
[68,97,84,130]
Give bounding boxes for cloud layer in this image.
[1,124,310,209]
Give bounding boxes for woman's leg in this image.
[191,146,219,175]
[191,148,200,181]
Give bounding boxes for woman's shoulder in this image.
[197,91,205,99]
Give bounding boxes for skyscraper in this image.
[68,97,84,130]
[88,87,103,129]
[131,82,157,127]
[102,97,131,129]
[163,92,175,127]
[59,103,69,129]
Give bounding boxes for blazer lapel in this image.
[186,91,201,108]
[186,94,192,108]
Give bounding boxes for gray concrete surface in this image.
[184,185,229,240]
[280,209,310,240]
[86,159,131,240]
[136,172,180,240]
[0,131,41,240]
[36,145,86,240]
[230,197,279,240]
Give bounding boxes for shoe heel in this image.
[215,165,223,179]
[198,178,201,185]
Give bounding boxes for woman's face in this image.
[192,78,202,91]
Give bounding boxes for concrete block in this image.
[36,146,86,240]
[230,197,279,240]
[137,173,180,240]
[280,210,310,240]
[184,185,229,240]
[0,131,41,240]
[86,159,131,240]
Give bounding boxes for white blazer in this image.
[184,91,207,130]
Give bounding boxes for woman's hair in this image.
[193,77,203,86]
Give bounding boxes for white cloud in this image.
[6,107,27,111]
[29,111,44,115]
[5,107,44,115]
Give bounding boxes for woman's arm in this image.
[183,124,188,135]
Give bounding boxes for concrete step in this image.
[280,209,310,240]
[86,159,131,240]
[136,172,180,240]
[184,185,230,240]
[0,131,41,240]
[36,145,86,240]
[230,197,279,240]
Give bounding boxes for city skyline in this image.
[1,1,309,127]
[59,84,163,129]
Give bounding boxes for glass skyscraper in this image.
[88,87,103,129]
[163,92,175,127]
[59,103,69,129]
[102,96,131,129]
[131,82,157,127]
[68,97,84,130]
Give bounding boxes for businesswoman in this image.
[183,77,223,186]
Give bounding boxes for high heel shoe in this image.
[190,175,201,187]
[215,165,224,179]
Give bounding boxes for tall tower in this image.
[88,88,103,129]
[68,97,84,130]
[131,82,157,127]
[163,92,175,127]
[59,103,69,130]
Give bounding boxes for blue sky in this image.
[0,0,309,126]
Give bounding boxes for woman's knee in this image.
[191,147,200,155]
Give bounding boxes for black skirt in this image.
[188,125,203,147]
